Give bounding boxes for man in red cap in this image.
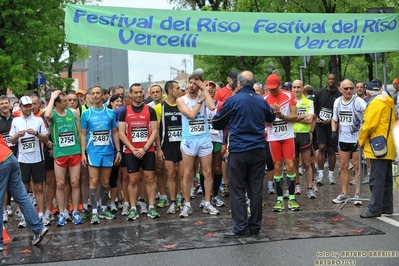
[263,74,299,212]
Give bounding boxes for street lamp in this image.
[318,59,326,89]
[96,49,103,85]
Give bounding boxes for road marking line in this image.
[377,215,399,227]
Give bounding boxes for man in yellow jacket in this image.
[358,80,396,218]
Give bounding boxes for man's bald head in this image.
[237,71,255,88]
[292,80,303,88]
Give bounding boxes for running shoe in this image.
[137,201,148,214]
[51,205,59,215]
[99,209,115,220]
[167,202,178,214]
[176,196,183,208]
[127,208,139,221]
[42,211,53,226]
[268,182,275,194]
[197,186,203,194]
[64,209,72,221]
[312,181,319,192]
[14,209,22,221]
[157,198,170,208]
[349,176,356,186]
[190,187,196,199]
[90,213,100,224]
[332,193,349,204]
[316,175,324,185]
[18,217,27,228]
[80,209,90,220]
[353,194,363,205]
[328,175,336,185]
[212,195,225,207]
[117,201,124,209]
[56,213,67,227]
[288,199,301,211]
[147,207,160,219]
[121,204,130,216]
[307,189,316,199]
[72,211,83,224]
[179,205,193,218]
[199,197,205,208]
[3,211,8,223]
[203,204,219,215]
[222,184,230,197]
[298,165,304,175]
[78,204,84,212]
[273,200,285,212]
[6,205,12,216]
[32,227,48,246]
[283,190,289,199]
[68,203,74,214]
[295,184,302,194]
[110,202,118,213]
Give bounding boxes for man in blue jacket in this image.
[212,70,276,238]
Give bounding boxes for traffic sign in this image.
[34,71,46,86]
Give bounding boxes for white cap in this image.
[19,96,33,106]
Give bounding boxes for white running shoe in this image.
[203,204,219,215]
[353,194,363,205]
[179,205,193,218]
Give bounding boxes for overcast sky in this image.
[99,0,194,84]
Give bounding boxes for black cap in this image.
[366,79,382,90]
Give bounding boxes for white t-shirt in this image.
[332,95,366,143]
[9,114,48,163]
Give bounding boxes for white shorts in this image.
[180,136,213,157]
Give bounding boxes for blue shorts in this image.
[181,136,213,157]
[87,153,114,168]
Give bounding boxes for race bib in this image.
[208,119,219,135]
[122,145,126,153]
[59,131,75,147]
[297,107,306,116]
[339,111,353,126]
[189,120,205,135]
[1,134,13,147]
[167,125,182,142]
[132,127,148,142]
[93,130,110,146]
[319,107,332,121]
[21,137,35,154]
[273,121,288,136]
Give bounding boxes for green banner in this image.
[65,4,399,56]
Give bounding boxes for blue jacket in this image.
[212,87,276,153]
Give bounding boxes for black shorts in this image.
[339,142,359,153]
[315,124,335,148]
[44,150,54,171]
[20,161,46,184]
[163,149,182,163]
[125,152,155,173]
[295,133,312,158]
[264,142,274,171]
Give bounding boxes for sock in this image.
[275,180,283,196]
[124,201,129,206]
[213,173,223,196]
[289,194,295,200]
[101,186,110,207]
[328,170,334,177]
[101,205,107,212]
[318,170,323,176]
[200,174,205,195]
[149,205,154,209]
[205,201,211,207]
[90,188,97,209]
[92,208,98,214]
[268,180,273,186]
[160,195,167,200]
[277,196,283,201]
[288,179,295,195]
[176,194,182,198]
[131,206,137,211]
[38,212,43,218]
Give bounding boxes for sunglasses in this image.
[342,87,354,91]
[68,98,77,101]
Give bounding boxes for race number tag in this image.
[189,120,205,135]
[273,121,288,136]
[132,127,148,142]
[297,107,306,116]
[167,125,182,142]
[208,119,219,134]
[93,130,110,146]
[339,111,353,126]
[21,137,35,153]
[319,107,332,121]
[58,131,75,147]
[1,134,13,147]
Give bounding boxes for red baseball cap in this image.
[265,74,280,89]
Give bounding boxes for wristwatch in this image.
[35,131,39,136]
[143,147,148,152]
[197,100,203,105]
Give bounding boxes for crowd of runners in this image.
[0,71,397,230]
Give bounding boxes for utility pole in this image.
[148,74,153,86]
